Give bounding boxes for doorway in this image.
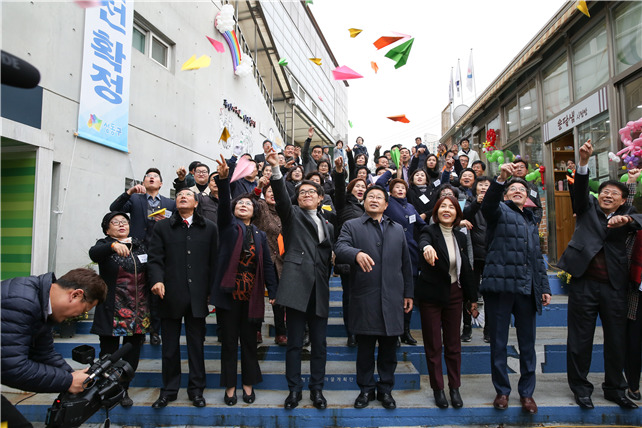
[550,132,576,260]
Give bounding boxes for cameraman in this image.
[1,268,107,427]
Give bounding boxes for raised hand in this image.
[215,154,229,179]
[335,156,344,173]
[578,139,592,166]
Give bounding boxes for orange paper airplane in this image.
[387,114,410,123]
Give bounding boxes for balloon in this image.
[621,174,629,183]
[497,156,504,164]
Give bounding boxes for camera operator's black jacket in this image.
[1,273,73,392]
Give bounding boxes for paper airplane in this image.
[318,96,324,102]
[74,0,102,7]
[373,36,404,50]
[371,61,379,74]
[219,127,230,142]
[384,38,414,69]
[206,36,225,53]
[331,65,363,81]
[278,57,288,66]
[391,31,412,40]
[309,57,322,66]
[181,55,211,71]
[387,114,410,123]
[348,28,362,38]
[524,197,538,208]
[348,120,353,128]
[231,157,256,183]
[576,1,590,17]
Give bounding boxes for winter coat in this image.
[1,273,73,392]
[416,223,477,306]
[147,209,218,318]
[109,192,176,243]
[479,180,550,314]
[333,169,365,275]
[251,194,284,277]
[335,214,413,336]
[463,199,488,262]
[198,193,219,224]
[89,237,149,336]
[384,196,426,277]
[270,173,334,317]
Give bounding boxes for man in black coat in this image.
[335,186,414,410]
[147,188,218,409]
[265,149,334,410]
[1,269,107,427]
[558,140,642,409]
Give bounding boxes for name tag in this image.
[419,194,429,204]
[530,189,537,199]
[138,254,148,263]
[433,179,441,187]
[409,214,416,224]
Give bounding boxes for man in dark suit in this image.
[147,188,218,409]
[110,167,176,345]
[253,139,273,166]
[335,186,414,410]
[558,139,642,410]
[265,149,334,410]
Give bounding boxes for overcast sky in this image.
[311,0,567,152]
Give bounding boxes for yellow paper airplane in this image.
[309,57,322,66]
[576,1,590,17]
[219,127,230,142]
[148,208,166,218]
[348,28,362,38]
[181,55,211,71]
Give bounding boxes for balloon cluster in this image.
[482,129,497,153]
[613,117,642,170]
[486,150,504,164]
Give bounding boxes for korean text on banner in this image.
[77,0,134,152]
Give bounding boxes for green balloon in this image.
[620,173,629,183]
[497,156,504,164]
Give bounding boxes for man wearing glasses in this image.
[265,149,334,410]
[335,185,413,410]
[110,167,176,345]
[479,162,552,414]
[559,140,642,409]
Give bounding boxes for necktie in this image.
[183,219,189,227]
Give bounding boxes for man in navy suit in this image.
[110,167,176,344]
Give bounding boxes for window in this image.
[614,2,642,75]
[543,55,570,119]
[519,81,538,130]
[505,99,519,141]
[622,73,642,123]
[577,112,611,182]
[132,18,172,68]
[572,22,608,100]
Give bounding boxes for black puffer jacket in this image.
[1,273,73,392]
[332,170,364,230]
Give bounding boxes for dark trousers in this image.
[217,300,262,388]
[160,308,206,398]
[149,294,162,334]
[273,303,287,336]
[1,395,32,428]
[403,276,417,331]
[340,273,351,336]
[484,291,536,397]
[419,282,463,390]
[355,335,397,394]
[285,290,328,392]
[626,290,642,392]
[463,260,485,327]
[567,277,628,397]
[99,334,144,388]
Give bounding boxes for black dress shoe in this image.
[401,329,417,345]
[191,395,206,407]
[150,332,161,345]
[310,390,327,409]
[574,394,594,409]
[224,391,237,406]
[627,389,641,401]
[347,335,357,347]
[121,390,133,408]
[354,391,375,409]
[433,389,449,408]
[243,388,256,404]
[605,392,638,409]
[450,388,463,408]
[284,391,302,409]
[377,392,396,409]
[151,394,176,409]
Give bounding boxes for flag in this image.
[466,50,474,92]
[449,68,454,104]
[455,59,461,98]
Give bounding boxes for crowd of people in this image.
[3,131,642,423]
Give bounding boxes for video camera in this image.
[45,343,135,428]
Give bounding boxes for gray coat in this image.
[271,174,334,318]
[335,214,414,336]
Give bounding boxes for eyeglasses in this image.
[508,186,527,192]
[236,200,253,206]
[441,192,454,197]
[110,220,129,226]
[145,173,160,178]
[366,195,385,201]
[600,189,622,197]
[195,170,209,175]
[299,189,318,196]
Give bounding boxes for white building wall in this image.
[2,2,283,274]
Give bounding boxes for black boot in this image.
[401,329,417,345]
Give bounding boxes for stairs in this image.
[5,275,641,427]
